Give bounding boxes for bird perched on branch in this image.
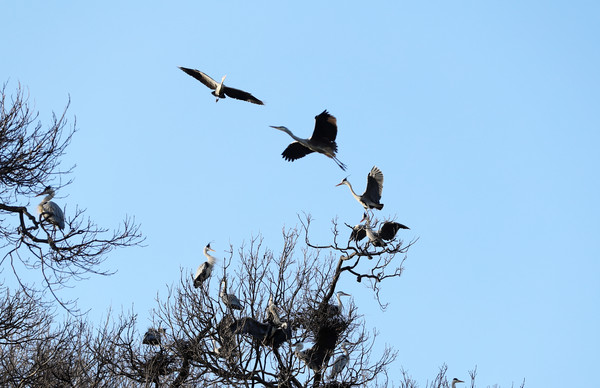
[36,186,65,230]
[193,244,216,287]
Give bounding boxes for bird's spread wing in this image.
[364,166,384,200]
[378,222,410,240]
[282,141,314,161]
[349,225,367,242]
[179,67,218,90]
[224,86,264,105]
[310,110,338,143]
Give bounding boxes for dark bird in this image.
[336,166,384,210]
[143,328,165,346]
[36,186,65,230]
[179,67,264,105]
[271,110,347,171]
[349,213,410,247]
[193,244,216,287]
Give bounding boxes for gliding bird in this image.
[36,186,65,230]
[220,278,243,310]
[193,244,216,287]
[271,110,347,171]
[336,166,384,210]
[178,67,264,105]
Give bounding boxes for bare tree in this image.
[0,83,144,310]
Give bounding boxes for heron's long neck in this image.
[41,192,54,203]
[337,294,343,309]
[342,345,349,356]
[344,181,360,201]
[204,250,216,265]
[282,127,303,142]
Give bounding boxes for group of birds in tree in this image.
[28,67,459,385]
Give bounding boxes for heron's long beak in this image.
[335,182,344,187]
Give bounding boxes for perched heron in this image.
[329,341,350,380]
[294,342,320,371]
[271,110,347,171]
[143,328,165,346]
[193,244,216,287]
[451,378,465,388]
[267,295,283,326]
[178,67,264,105]
[36,186,65,230]
[336,166,384,210]
[358,212,410,247]
[331,291,351,314]
[220,278,243,310]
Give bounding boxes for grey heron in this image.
[329,341,350,380]
[331,291,351,314]
[36,186,65,230]
[220,278,243,310]
[193,244,216,287]
[178,67,264,105]
[336,166,384,210]
[294,342,321,371]
[143,328,165,346]
[271,110,347,171]
[359,212,409,247]
[267,295,283,326]
[451,378,465,387]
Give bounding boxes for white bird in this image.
[220,278,243,310]
[451,378,465,388]
[271,110,347,171]
[329,341,350,380]
[179,67,264,105]
[336,166,384,210]
[142,327,165,346]
[36,186,65,230]
[359,212,409,247]
[331,291,351,314]
[267,295,282,326]
[193,244,216,287]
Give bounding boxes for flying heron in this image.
[179,66,264,105]
[271,110,347,171]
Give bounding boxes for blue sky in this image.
[2,1,599,386]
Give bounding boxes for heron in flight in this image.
[336,166,384,210]
[329,341,350,380]
[36,186,65,230]
[193,244,216,287]
[271,110,347,171]
[353,213,409,247]
[220,278,243,310]
[178,67,264,105]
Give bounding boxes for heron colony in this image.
[31,67,455,384]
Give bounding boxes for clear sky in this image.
[2,1,599,387]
